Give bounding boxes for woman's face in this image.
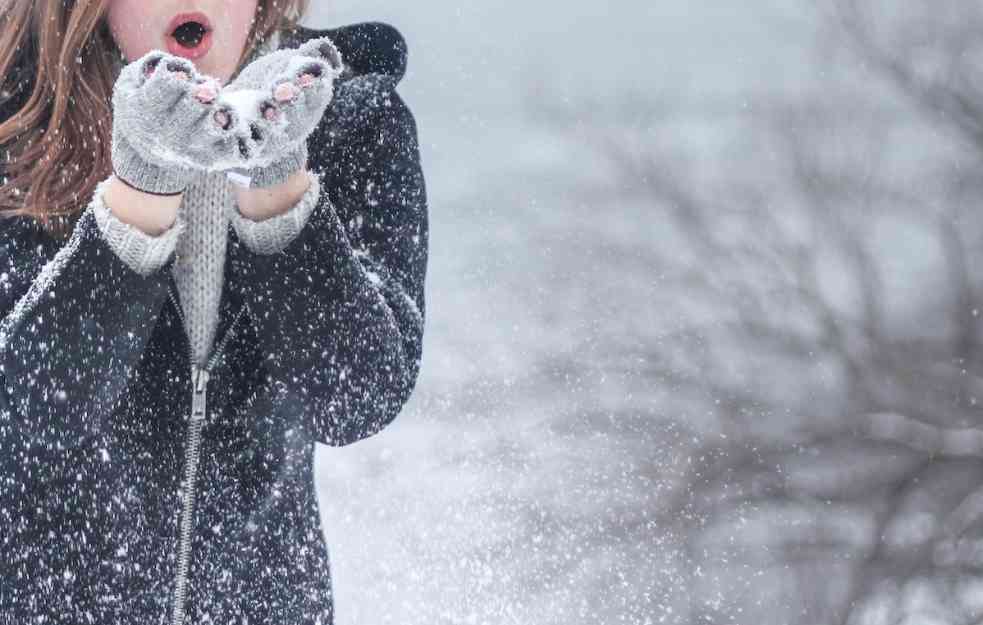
[106,0,260,83]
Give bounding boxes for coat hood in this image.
[281,21,408,86]
[278,21,409,150]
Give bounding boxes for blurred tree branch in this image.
[524,2,983,623]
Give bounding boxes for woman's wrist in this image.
[103,175,183,236]
[233,168,311,222]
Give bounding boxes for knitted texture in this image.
[110,52,229,194]
[228,170,321,254]
[220,36,343,187]
[93,171,321,367]
[171,172,231,366]
[92,177,187,276]
[237,143,310,189]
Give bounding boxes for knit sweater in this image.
[92,170,321,367]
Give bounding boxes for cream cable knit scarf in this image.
[172,172,234,366]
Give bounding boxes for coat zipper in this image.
[166,282,247,625]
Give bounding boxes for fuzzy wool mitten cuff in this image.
[236,143,310,189]
[91,177,187,276]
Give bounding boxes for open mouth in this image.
[173,21,207,48]
[165,12,213,60]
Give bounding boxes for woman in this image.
[0,1,428,623]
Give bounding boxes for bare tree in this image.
[526,2,983,622]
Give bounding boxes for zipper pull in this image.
[191,367,210,422]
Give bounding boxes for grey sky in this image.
[306,1,816,202]
[298,2,844,623]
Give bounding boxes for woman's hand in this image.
[106,37,343,229]
[214,36,344,188]
[110,51,234,195]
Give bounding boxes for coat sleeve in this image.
[228,89,429,447]
[0,201,175,449]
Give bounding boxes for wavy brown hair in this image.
[0,0,310,240]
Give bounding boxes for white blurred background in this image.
[305,2,983,623]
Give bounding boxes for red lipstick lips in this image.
[165,12,213,60]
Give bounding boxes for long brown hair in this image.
[0,0,310,240]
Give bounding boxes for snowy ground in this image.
[303,2,814,623]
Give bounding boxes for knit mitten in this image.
[111,50,233,195]
[215,37,344,188]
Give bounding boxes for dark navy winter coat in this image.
[0,21,427,625]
